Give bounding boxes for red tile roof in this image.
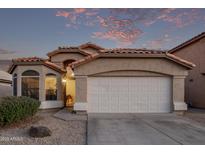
[14,57,45,62]
[47,47,91,57]
[8,44,195,73]
[69,49,195,69]
[79,42,104,50]
[44,61,65,73]
[47,42,103,57]
[68,53,100,68]
[102,48,166,54]
[8,57,66,74]
[169,32,205,53]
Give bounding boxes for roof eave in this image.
[47,49,59,57]
[79,43,104,50]
[8,61,66,74]
[165,53,195,69]
[100,53,165,58]
[47,48,91,57]
[8,63,15,74]
[71,53,195,70]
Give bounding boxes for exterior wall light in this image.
[62,79,67,83]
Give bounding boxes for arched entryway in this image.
[62,59,76,108]
[63,59,76,69]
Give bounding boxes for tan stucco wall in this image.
[74,58,188,76]
[173,37,205,108]
[11,65,64,105]
[73,57,189,112]
[173,76,185,102]
[50,53,85,67]
[75,76,87,103]
[92,70,166,77]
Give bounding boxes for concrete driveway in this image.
[87,113,205,145]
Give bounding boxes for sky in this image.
[0,8,205,59]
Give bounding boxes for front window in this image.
[21,70,39,100]
[45,73,57,100]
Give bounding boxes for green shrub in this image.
[0,96,40,126]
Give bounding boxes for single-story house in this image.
[0,70,12,97]
[169,32,205,109]
[8,43,195,113]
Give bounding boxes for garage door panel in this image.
[119,85,129,112]
[88,77,171,113]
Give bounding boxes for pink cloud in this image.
[94,15,139,46]
[97,16,133,29]
[56,10,70,18]
[93,29,143,46]
[55,9,99,28]
[74,8,87,14]
[152,9,201,28]
[109,8,201,28]
[56,9,205,46]
[85,11,98,16]
[56,9,204,29]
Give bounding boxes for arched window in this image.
[21,70,39,100]
[22,70,39,76]
[13,74,17,96]
[45,73,57,100]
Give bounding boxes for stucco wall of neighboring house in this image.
[0,82,12,97]
[0,70,12,97]
[11,65,64,109]
[172,37,205,108]
[73,57,189,112]
[50,53,85,67]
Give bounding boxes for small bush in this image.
[0,96,40,126]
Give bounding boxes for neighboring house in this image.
[0,60,12,71]
[169,32,205,109]
[0,70,12,97]
[8,42,195,113]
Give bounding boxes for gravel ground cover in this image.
[0,109,87,145]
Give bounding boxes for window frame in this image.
[21,70,40,100]
[45,73,57,101]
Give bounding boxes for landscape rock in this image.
[29,126,52,138]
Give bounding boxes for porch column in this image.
[17,69,21,96]
[39,73,45,102]
[74,75,87,111]
[57,76,62,101]
[173,76,187,111]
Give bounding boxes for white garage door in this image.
[87,77,172,113]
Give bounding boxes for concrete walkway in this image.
[87,113,205,145]
[53,108,87,121]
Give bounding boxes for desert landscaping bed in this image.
[0,109,87,145]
